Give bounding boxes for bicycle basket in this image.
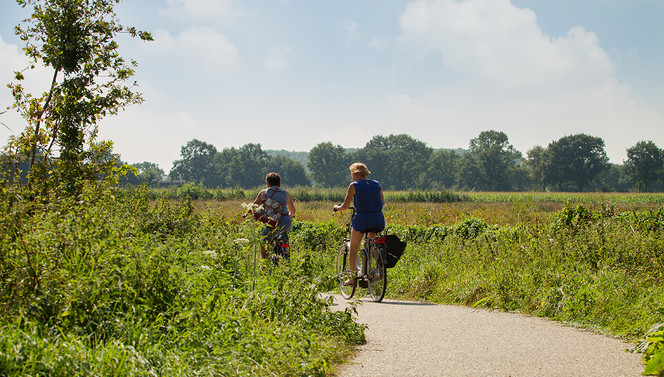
[383,234,407,268]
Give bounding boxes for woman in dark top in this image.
[333,163,385,285]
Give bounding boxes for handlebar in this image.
[333,205,355,215]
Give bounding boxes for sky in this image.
[1,0,663,173]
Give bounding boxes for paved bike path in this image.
[331,295,643,376]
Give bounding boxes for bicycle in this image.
[335,207,387,302]
[242,210,290,266]
[268,232,290,266]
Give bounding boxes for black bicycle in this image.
[335,207,387,302]
[268,232,290,266]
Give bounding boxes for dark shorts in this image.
[262,216,292,244]
[352,212,385,233]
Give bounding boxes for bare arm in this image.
[252,190,264,206]
[286,192,296,217]
[333,183,356,212]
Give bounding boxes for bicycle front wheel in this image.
[367,245,387,302]
[336,241,356,299]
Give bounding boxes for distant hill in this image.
[265,148,468,169]
[265,150,309,168]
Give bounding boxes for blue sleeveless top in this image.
[351,179,384,232]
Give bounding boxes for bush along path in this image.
[0,188,365,376]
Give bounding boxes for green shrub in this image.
[640,315,664,376]
[0,189,364,376]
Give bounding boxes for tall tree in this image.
[6,0,152,197]
[427,149,460,189]
[463,130,522,191]
[130,161,165,187]
[545,134,609,191]
[266,155,310,187]
[354,134,433,190]
[228,143,269,188]
[457,152,482,190]
[624,140,664,192]
[307,142,349,187]
[526,145,548,190]
[170,139,219,187]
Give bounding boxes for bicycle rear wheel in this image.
[336,241,356,299]
[367,245,387,302]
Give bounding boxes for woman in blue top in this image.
[253,172,296,259]
[333,163,385,286]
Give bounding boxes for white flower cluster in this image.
[241,202,260,212]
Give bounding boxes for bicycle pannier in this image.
[384,234,406,268]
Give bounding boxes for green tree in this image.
[427,149,460,189]
[307,142,349,187]
[624,140,664,192]
[227,143,269,188]
[5,0,151,197]
[170,139,219,187]
[457,152,482,190]
[462,130,522,191]
[592,163,632,192]
[129,161,165,187]
[354,134,433,190]
[266,155,310,187]
[545,134,609,191]
[526,145,548,190]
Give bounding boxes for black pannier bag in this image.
[383,234,407,268]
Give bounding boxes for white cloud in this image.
[160,0,237,19]
[98,105,203,172]
[369,37,390,51]
[399,0,614,95]
[264,45,293,71]
[147,27,240,74]
[389,0,662,162]
[340,20,360,43]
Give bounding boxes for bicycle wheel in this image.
[336,241,356,299]
[367,244,387,302]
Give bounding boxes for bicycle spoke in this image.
[367,245,387,302]
[337,242,356,299]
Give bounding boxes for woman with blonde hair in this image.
[333,163,385,286]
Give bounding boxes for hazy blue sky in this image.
[1,0,663,172]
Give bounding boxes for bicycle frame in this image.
[336,207,387,302]
[267,231,290,266]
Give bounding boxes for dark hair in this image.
[266,172,281,187]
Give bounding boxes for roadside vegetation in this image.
[0,186,365,376]
[2,186,664,374]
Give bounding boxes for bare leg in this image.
[348,229,364,282]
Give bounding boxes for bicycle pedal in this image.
[358,280,368,288]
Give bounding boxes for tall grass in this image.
[385,205,664,341]
[0,186,364,376]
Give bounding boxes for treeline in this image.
[126,131,664,192]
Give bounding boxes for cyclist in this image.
[252,172,296,259]
[333,163,385,286]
